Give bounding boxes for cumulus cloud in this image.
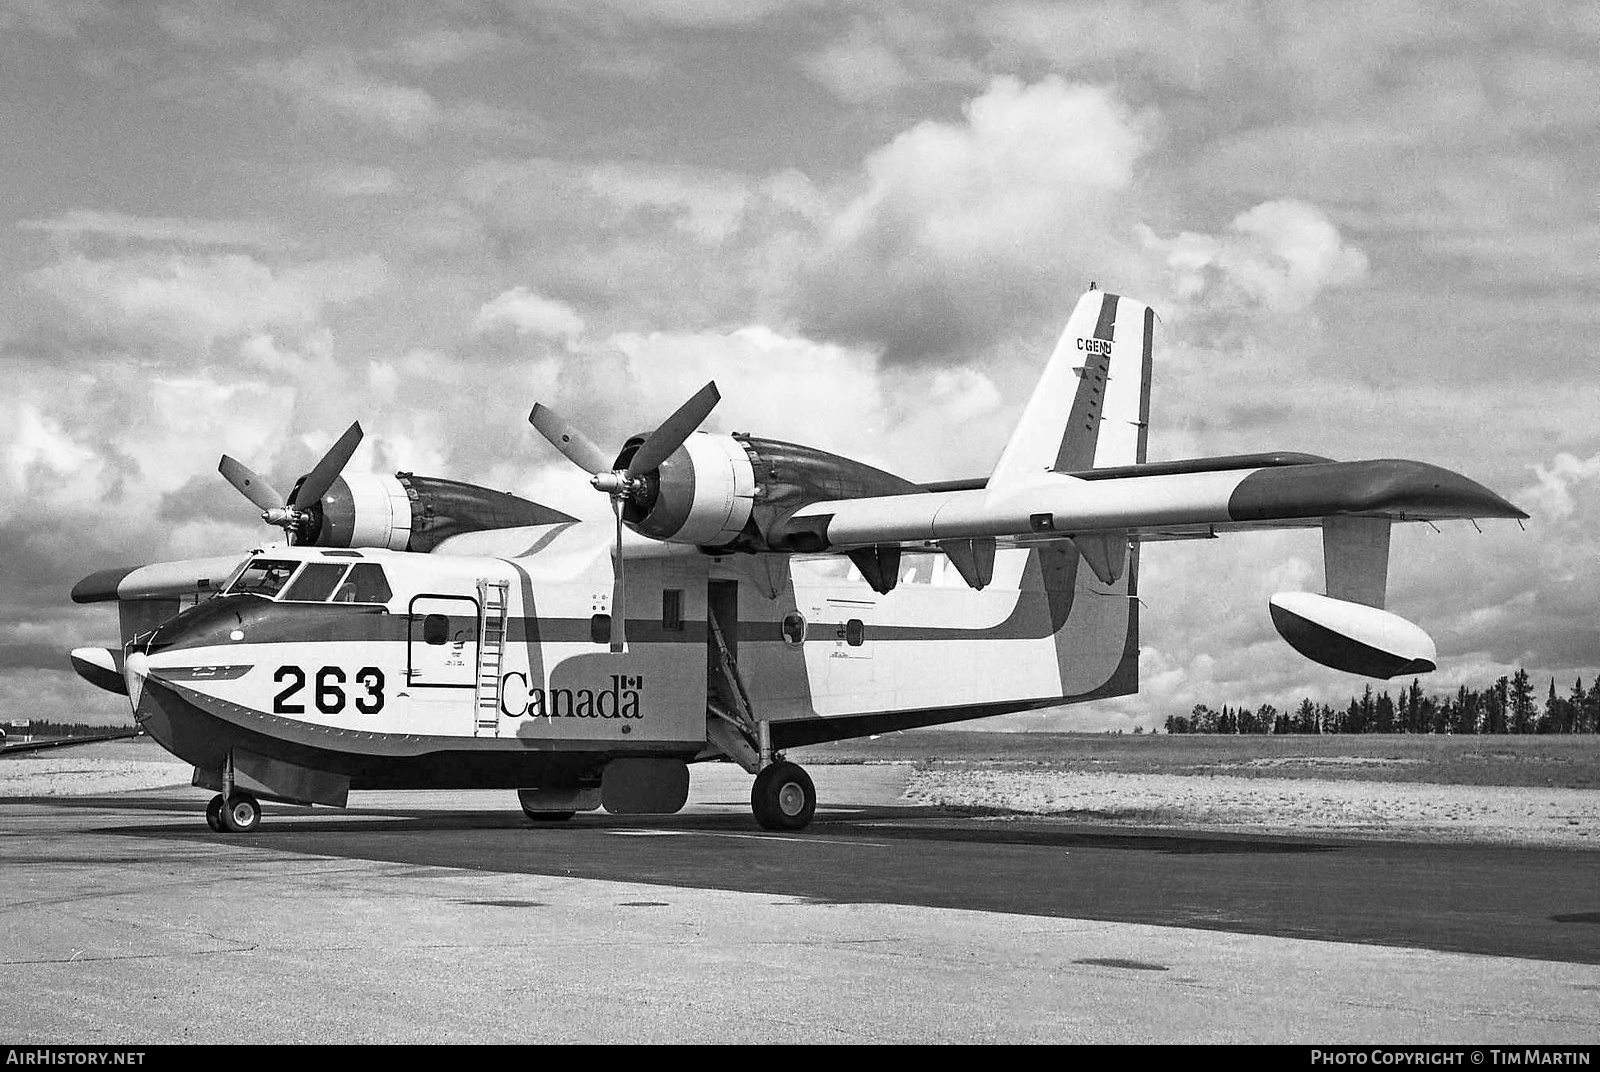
[314,166,399,198]
[795,76,1154,360]
[1525,451,1600,521]
[26,251,389,350]
[801,26,916,101]
[19,210,286,250]
[1141,200,1370,315]
[457,157,821,327]
[510,319,1008,507]
[1,402,109,511]
[461,158,760,246]
[473,287,587,342]
[245,53,443,139]
[375,27,512,68]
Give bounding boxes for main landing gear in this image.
[751,761,816,831]
[205,792,261,833]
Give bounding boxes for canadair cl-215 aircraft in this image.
[67,288,1525,833]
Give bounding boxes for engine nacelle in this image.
[621,432,757,547]
[298,473,413,550]
[620,432,923,551]
[1269,591,1437,679]
[294,473,573,552]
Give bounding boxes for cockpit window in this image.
[335,562,392,605]
[225,558,300,598]
[281,562,349,602]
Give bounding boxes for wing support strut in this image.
[1323,515,1391,608]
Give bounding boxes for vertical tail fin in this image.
[990,288,1155,703]
[987,289,1155,491]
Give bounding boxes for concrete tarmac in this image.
[3,763,1598,1045]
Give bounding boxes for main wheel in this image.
[751,761,816,831]
[204,795,225,832]
[220,792,261,833]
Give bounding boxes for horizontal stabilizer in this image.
[1269,592,1436,679]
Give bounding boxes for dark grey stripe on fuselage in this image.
[159,580,1083,651]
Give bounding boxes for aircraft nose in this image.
[124,651,150,709]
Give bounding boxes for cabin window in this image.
[590,614,611,644]
[662,589,684,631]
[335,563,392,604]
[225,558,300,599]
[281,562,349,602]
[422,613,450,645]
[781,611,806,647]
[845,618,865,647]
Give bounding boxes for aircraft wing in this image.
[784,458,1527,551]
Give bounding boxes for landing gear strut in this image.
[206,792,261,833]
[751,761,816,831]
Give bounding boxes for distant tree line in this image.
[2,719,135,738]
[1165,670,1600,735]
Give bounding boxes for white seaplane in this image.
[68,288,1525,833]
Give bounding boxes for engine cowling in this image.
[621,433,757,546]
[292,473,573,552]
[618,432,923,551]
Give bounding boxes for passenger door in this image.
[408,594,480,688]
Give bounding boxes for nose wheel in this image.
[751,761,816,831]
[205,792,261,833]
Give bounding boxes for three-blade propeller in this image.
[529,383,720,650]
[218,422,363,544]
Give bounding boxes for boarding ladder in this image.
[475,579,510,737]
[706,614,765,769]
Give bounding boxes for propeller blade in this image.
[610,499,626,653]
[529,404,613,475]
[218,455,286,513]
[626,381,719,476]
[290,421,363,507]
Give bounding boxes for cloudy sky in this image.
[2,0,1595,730]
